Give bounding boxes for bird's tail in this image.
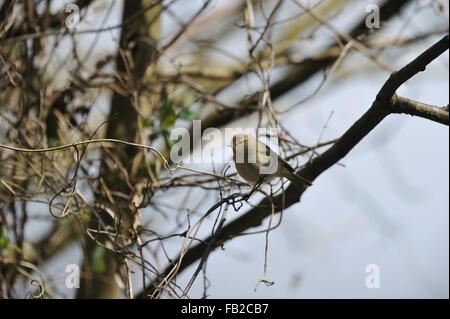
[285,172,313,188]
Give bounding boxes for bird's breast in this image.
[235,162,260,184]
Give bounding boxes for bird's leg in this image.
[244,178,263,201]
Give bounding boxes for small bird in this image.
[231,134,312,189]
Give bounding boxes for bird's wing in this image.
[279,156,295,173]
[255,138,276,164]
[253,137,311,185]
[256,138,295,174]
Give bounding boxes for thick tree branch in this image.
[303,34,449,181]
[377,36,449,101]
[77,0,162,299]
[137,34,449,298]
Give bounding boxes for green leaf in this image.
[160,90,177,129]
[0,234,9,250]
[92,246,106,274]
[142,118,153,128]
[182,91,197,106]
[162,129,177,148]
[178,109,198,121]
[48,138,60,148]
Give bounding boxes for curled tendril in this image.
[28,279,45,299]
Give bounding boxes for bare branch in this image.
[137,34,449,298]
[378,35,449,101]
[391,95,449,126]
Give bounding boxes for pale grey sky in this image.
[27,0,449,298]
